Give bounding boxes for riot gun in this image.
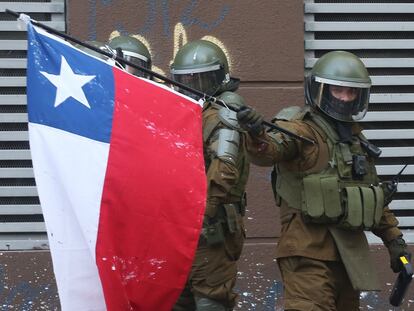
[5,9,315,146]
[389,255,413,307]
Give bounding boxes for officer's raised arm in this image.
[237,105,316,167]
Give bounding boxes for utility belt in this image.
[299,174,385,230]
[199,196,246,246]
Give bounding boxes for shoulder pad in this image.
[218,107,241,130]
[216,91,245,110]
[271,106,309,122]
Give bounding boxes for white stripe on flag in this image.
[29,123,107,310]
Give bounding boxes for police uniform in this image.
[173,92,249,311]
[171,39,252,310]
[244,106,402,311]
[237,50,411,311]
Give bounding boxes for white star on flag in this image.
[40,55,96,108]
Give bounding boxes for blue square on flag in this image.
[27,24,114,142]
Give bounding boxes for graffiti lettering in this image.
[88,0,230,40]
[88,0,97,40]
[180,0,230,31]
[101,0,112,6]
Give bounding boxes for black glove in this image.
[387,237,412,273]
[236,106,264,137]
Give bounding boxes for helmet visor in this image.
[309,77,370,122]
[121,55,151,78]
[171,68,226,99]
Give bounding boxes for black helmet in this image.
[108,35,151,78]
[305,51,371,122]
[170,40,238,99]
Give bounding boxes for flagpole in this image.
[5,9,315,145]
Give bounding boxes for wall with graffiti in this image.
[66,2,305,310]
[70,1,303,80]
[67,0,305,240]
[0,1,412,310]
[0,1,383,310]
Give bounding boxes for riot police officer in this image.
[107,35,152,78]
[237,51,411,310]
[170,40,249,311]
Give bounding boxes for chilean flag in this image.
[26,23,206,310]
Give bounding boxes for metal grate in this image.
[0,0,65,250]
[305,0,414,243]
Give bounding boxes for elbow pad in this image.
[216,128,240,165]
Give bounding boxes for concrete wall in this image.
[1,1,412,310]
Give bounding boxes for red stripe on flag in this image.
[96,69,206,310]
